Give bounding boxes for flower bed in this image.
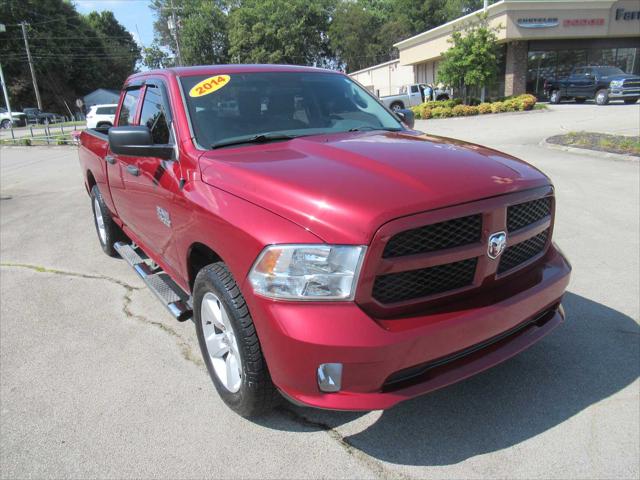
[411,94,538,119]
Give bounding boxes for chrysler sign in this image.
[517,17,559,28]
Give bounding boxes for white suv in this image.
[86,104,117,129]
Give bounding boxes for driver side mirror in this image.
[396,109,415,129]
[109,125,173,159]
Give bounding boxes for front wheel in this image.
[624,98,638,104]
[595,89,609,105]
[390,101,404,112]
[549,90,561,104]
[194,263,279,417]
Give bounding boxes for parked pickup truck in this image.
[380,83,451,111]
[545,65,640,105]
[78,65,570,417]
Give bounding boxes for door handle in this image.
[105,155,116,165]
[126,165,140,176]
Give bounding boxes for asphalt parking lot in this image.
[1,103,638,479]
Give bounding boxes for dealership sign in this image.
[517,17,559,28]
[563,18,605,26]
[615,8,640,21]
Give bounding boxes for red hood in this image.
[199,131,550,244]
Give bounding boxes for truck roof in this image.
[128,64,342,82]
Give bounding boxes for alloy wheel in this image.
[201,292,243,393]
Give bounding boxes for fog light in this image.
[317,363,343,392]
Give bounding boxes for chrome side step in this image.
[114,242,193,322]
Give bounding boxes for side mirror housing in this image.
[108,126,173,159]
[396,109,415,129]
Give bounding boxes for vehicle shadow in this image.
[255,291,639,466]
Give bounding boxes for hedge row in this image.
[411,94,538,119]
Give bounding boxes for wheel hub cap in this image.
[201,292,243,393]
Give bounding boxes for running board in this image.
[114,242,193,322]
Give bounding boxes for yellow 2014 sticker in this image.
[189,75,231,97]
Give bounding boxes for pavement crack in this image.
[275,406,411,480]
[1,261,203,368]
[0,262,142,291]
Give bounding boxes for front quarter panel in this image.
[174,179,324,293]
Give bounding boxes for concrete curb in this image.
[541,139,639,162]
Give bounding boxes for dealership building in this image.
[351,0,640,99]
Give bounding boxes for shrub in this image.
[466,105,479,116]
[56,136,68,145]
[452,104,467,117]
[502,99,519,112]
[410,105,422,120]
[421,107,432,119]
[478,102,492,114]
[491,101,507,113]
[431,106,453,118]
[20,138,31,146]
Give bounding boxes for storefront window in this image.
[615,48,639,74]
[527,51,558,97]
[588,48,617,67]
[556,50,588,79]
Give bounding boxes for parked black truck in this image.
[544,66,640,105]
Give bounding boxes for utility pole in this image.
[0,63,13,122]
[166,0,183,67]
[21,22,42,110]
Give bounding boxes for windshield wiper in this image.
[211,133,297,149]
[347,126,402,132]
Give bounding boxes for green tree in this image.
[0,0,139,114]
[227,0,334,65]
[437,13,501,102]
[149,0,228,67]
[143,44,175,69]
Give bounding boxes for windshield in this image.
[180,72,403,148]
[594,67,625,76]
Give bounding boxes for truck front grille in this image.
[372,258,477,304]
[622,79,640,89]
[383,214,481,258]
[498,229,549,274]
[507,197,551,232]
[358,188,555,313]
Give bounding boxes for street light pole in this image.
[0,62,13,121]
[21,21,42,110]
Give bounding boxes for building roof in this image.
[349,59,401,76]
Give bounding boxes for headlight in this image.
[248,244,366,300]
[610,80,623,88]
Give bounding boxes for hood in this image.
[603,74,640,82]
[199,131,550,244]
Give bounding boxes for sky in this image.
[73,0,156,48]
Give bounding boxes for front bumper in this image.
[243,244,571,411]
[609,87,640,99]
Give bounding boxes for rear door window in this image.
[139,84,171,144]
[117,88,141,126]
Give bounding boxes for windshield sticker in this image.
[189,75,231,97]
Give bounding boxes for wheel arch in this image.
[86,169,97,195]
[187,242,223,291]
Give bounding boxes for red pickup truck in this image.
[78,65,571,417]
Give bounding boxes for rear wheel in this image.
[595,89,609,105]
[624,98,638,104]
[90,185,127,257]
[0,119,10,129]
[549,90,561,104]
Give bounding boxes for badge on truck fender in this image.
[189,75,231,97]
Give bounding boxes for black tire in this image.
[624,98,638,104]
[595,89,609,106]
[574,97,587,104]
[90,185,127,257]
[0,119,10,129]
[194,263,279,417]
[549,90,561,104]
[435,94,449,101]
[390,101,404,112]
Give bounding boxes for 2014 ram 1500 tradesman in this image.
[78,65,571,417]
